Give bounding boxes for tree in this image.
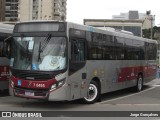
[142,29,151,39]
[142,26,160,40]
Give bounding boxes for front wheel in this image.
[135,75,143,92]
[82,81,100,104]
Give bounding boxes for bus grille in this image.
[11,70,54,80]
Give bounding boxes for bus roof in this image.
[14,21,157,44]
[0,23,14,33]
[66,22,157,44]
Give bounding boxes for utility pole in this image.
[146,10,155,39]
[151,15,153,39]
[150,15,155,39]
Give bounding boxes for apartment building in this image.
[0,0,5,21]
[0,0,18,22]
[19,0,67,21]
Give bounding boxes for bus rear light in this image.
[50,78,66,91]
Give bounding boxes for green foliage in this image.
[142,29,151,39]
[142,26,160,39]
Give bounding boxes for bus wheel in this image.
[136,75,143,92]
[82,81,100,104]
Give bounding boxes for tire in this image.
[82,81,100,104]
[135,75,143,92]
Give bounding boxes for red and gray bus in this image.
[7,21,157,103]
[0,23,13,91]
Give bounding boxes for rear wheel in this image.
[136,75,143,92]
[82,81,100,104]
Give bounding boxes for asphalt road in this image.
[1,79,160,119]
[0,79,160,111]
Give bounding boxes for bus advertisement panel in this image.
[8,21,157,103]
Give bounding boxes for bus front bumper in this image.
[9,84,70,101]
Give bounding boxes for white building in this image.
[84,19,143,37]
[112,11,155,29]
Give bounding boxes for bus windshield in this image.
[11,36,67,71]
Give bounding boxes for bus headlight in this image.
[50,84,57,91]
[50,78,66,91]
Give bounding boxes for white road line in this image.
[97,86,157,104]
[151,84,160,87]
[100,104,160,106]
[0,104,19,107]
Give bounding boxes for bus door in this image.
[0,40,10,82]
[69,38,87,100]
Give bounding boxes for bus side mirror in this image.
[3,36,12,59]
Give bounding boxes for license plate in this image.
[25,91,34,96]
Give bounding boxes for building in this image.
[19,0,67,21]
[0,0,5,21]
[84,11,155,37]
[0,0,18,22]
[112,10,155,29]
[112,11,146,20]
[84,19,143,37]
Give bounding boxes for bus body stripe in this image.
[118,66,157,82]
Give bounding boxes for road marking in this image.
[97,86,157,104]
[151,84,160,87]
[0,104,20,107]
[100,104,160,106]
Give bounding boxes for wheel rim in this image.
[138,77,142,91]
[84,83,98,102]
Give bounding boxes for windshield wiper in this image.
[40,34,52,52]
[38,42,41,61]
[37,34,52,61]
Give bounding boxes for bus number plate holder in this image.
[25,91,34,96]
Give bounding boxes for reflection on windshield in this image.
[39,55,65,70]
[11,37,66,71]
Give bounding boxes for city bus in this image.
[7,21,157,103]
[0,23,14,91]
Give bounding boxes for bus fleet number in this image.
[33,83,45,88]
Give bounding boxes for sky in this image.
[67,0,160,26]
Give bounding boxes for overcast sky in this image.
[67,0,160,26]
